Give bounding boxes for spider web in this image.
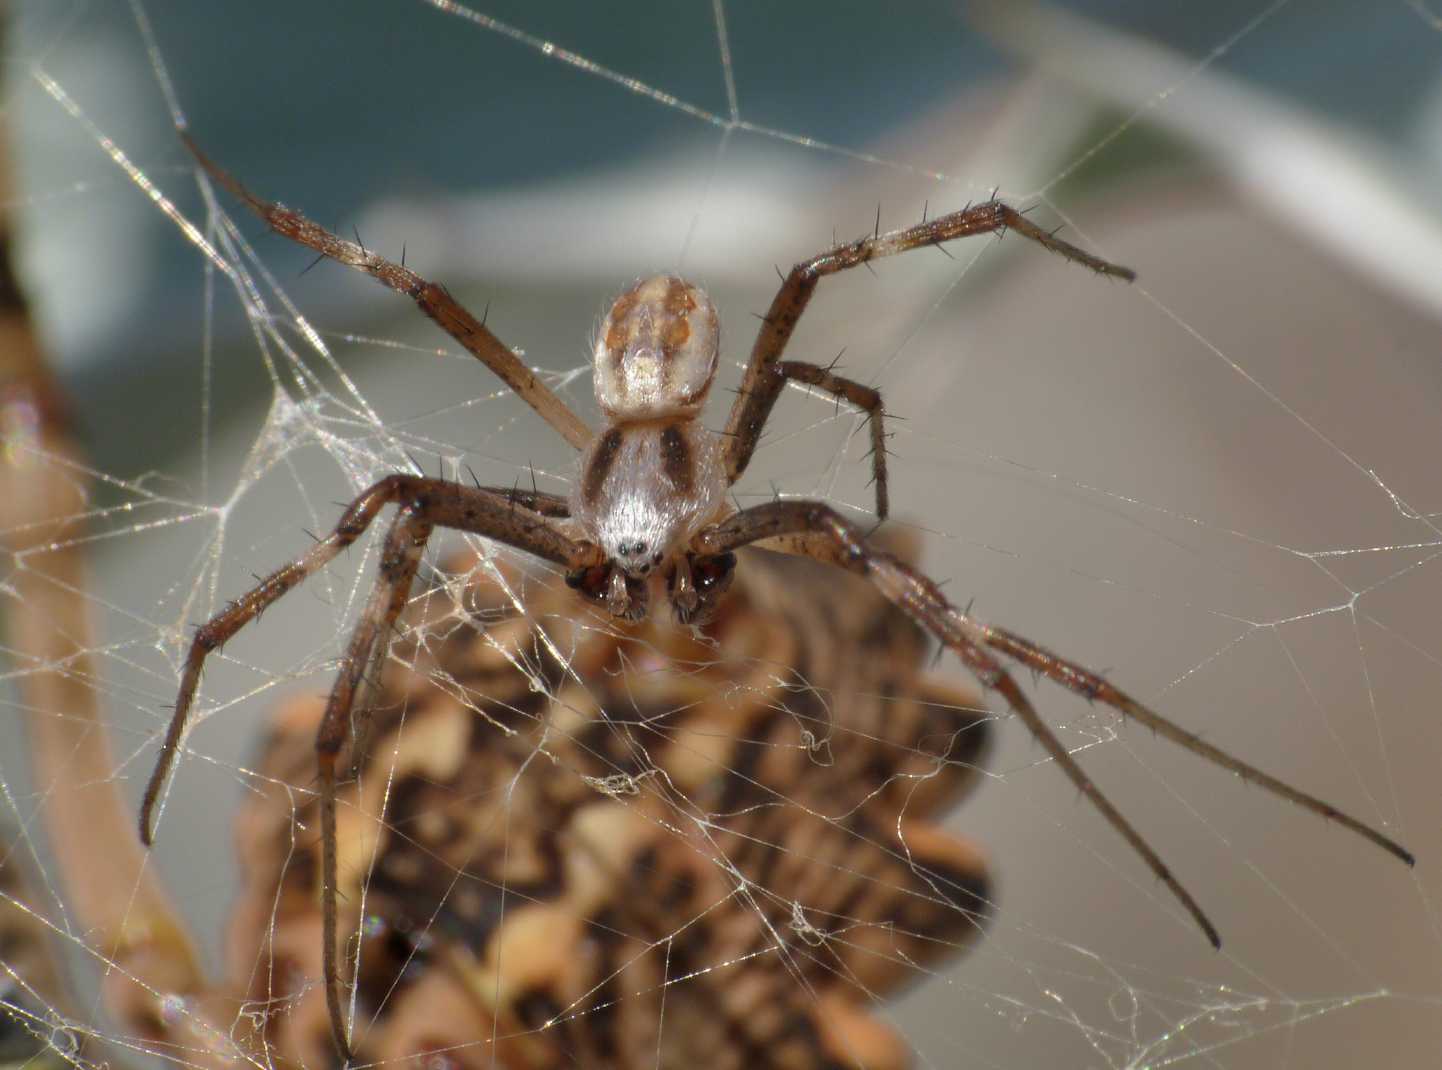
[3,0,1441,1066]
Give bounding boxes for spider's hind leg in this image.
[694,499,1413,951]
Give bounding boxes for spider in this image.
[142,135,1414,1060]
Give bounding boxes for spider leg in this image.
[314,502,432,1060]
[723,200,1134,491]
[139,475,600,847]
[727,360,891,519]
[695,501,1413,947]
[981,625,1415,866]
[180,134,594,452]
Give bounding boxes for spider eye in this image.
[614,540,649,561]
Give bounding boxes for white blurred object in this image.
[976,0,1442,319]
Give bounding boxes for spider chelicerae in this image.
[142,135,1414,1060]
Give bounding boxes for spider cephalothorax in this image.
[565,276,734,622]
[139,136,1412,1061]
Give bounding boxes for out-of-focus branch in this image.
[0,96,234,1061]
[974,0,1442,318]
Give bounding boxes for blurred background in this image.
[5,1,1442,1066]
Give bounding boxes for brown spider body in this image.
[138,138,1411,1061]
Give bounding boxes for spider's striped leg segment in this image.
[696,501,1413,949]
[182,135,594,452]
[722,201,1134,502]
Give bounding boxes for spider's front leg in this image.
[694,500,1413,949]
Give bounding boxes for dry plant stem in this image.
[0,161,232,1059]
[697,500,1414,946]
[180,132,594,453]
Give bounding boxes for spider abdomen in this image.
[593,275,720,421]
[570,418,725,575]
